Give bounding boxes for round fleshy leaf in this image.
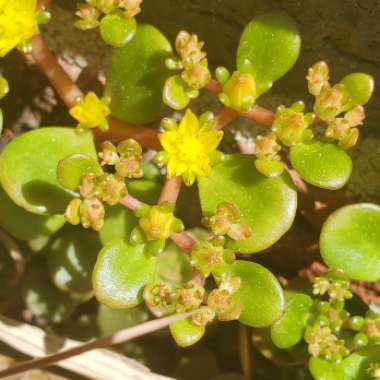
[105,24,172,124]
[93,239,157,308]
[309,357,344,380]
[170,317,205,347]
[270,292,313,349]
[22,258,80,323]
[342,345,380,380]
[0,127,97,215]
[163,75,190,110]
[237,11,301,96]
[57,153,102,191]
[199,154,297,253]
[320,203,380,282]
[48,228,100,294]
[100,12,136,48]
[289,142,352,190]
[0,185,65,241]
[340,73,374,110]
[156,241,192,286]
[220,260,285,327]
[97,304,149,336]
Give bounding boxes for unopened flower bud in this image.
[75,4,100,30]
[307,61,330,96]
[181,59,211,89]
[115,155,143,178]
[176,31,205,66]
[345,105,365,127]
[98,173,127,205]
[119,0,143,18]
[192,306,216,327]
[117,138,142,158]
[191,241,225,277]
[219,71,256,112]
[176,281,205,312]
[314,84,349,121]
[143,283,177,317]
[80,197,105,231]
[79,172,99,199]
[98,141,119,166]
[207,288,242,322]
[64,198,82,225]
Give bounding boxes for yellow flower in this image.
[159,109,223,185]
[69,92,111,132]
[0,0,39,57]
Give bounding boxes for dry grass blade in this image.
[0,313,194,379]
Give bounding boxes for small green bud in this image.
[353,332,369,347]
[219,71,256,112]
[190,241,225,277]
[64,198,82,225]
[98,173,128,205]
[215,66,230,85]
[161,117,178,131]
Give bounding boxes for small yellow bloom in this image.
[69,92,111,132]
[159,109,223,185]
[0,0,39,57]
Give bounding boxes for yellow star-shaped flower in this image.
[0,0,39,57]
[69,92,111,132]
[159,109,223,185]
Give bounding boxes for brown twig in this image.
[238,324,252,379]
[0,311,195,378]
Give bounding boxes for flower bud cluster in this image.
[64,139,143,231]
[202,202,252,241]
[75,0,142,30]
[130,202,184,254]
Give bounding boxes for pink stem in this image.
[158,176,183,205]
[119,194,143,210]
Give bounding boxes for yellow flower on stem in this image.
[69,91,111,132]
[0,0,39,57]
[158,109,223,185]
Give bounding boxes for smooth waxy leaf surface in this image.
[170,317,205,347]
[105,24,172,124]
[340,73,374,110]
[97,304,149,336]
[221,260,285,327]
[163,75,190,110]
[57,153,102,191]
[0,185,65,241]
[0,127,97,215]
[237,11,301,96]
[342,345,380,380]
[320,203,380,282]
[93,239,157,308]
[271,292,313,348]
[100,12,137,48]
[22,258,79,323]
[48,228,100,294]
[199,154,297,253]
[309,357,344,380]
[290,142,352,190]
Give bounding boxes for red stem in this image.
[119,193,143,210]
[214,107,238,130]
[158,176,183,204]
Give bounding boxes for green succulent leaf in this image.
[340,73,374,111]
[220,260,285,327]
[0,127,97,215]
[163,75,190,110]
[199,154,297,253]
[270,292,313,349]
[47,228,100,294]
[105,24,172,124]
[156,241,192,286]
[170,317,205,347]
[342,345,380,380]
[93,239,157,309]
[308,357,344,380]
[100,12,137,48]
[57,153,102,191]
[237,11,301,96]
[22,258,80,323]
[289,142,352,190]
[320,203,380,282]
[97,304,149,336]
[0,185,65,241]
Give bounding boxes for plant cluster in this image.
[0,1,379,379]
